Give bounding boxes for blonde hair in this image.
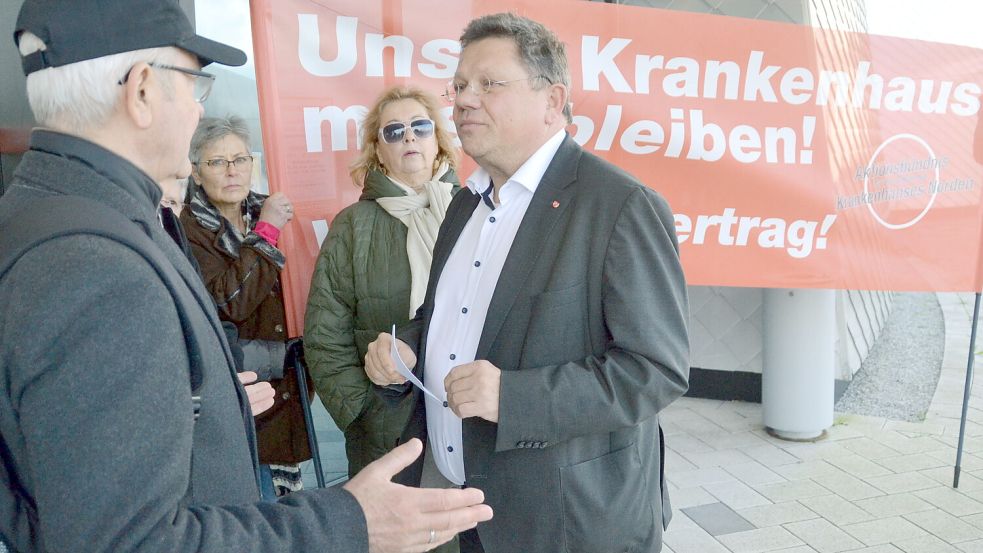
[18,32,181,133]
[349,86,457,187]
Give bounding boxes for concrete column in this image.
[762,288,835,440]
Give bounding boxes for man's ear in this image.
[545,82,569,126]
[121,62,155,129]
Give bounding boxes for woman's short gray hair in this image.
[189,115,251,163]
[460,12,572,123]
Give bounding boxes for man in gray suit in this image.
[365,12,690,553]
[0,1,491,552]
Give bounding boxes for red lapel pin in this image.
[552,200,560,208]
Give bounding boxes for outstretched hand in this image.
[343,439,493,553]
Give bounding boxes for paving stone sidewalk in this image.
[662,292,983,553]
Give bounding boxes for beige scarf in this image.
[376,163,454,317]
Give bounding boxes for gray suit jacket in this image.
[395,135,690,553]
[0,134,367,552]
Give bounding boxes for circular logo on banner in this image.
[862,133,941,230]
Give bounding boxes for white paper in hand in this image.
[390,324,440,402]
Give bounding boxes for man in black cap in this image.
[0,1,491,552]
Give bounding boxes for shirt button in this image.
[461,307,468,314]
[447,446,454,452]
[473,260,481,267]
[274,324,284,333]
[489,216,496,223]
[449,353,456,360]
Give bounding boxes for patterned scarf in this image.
[187,183,285,269]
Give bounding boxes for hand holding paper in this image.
[390,325,442,402]
[364,331,410,386]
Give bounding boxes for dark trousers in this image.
[459,528,484,553]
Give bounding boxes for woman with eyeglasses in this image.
[304,87,459,528]
[180,115,312,502]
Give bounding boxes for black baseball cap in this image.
[14,0,247,76]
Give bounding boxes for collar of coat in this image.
[360,166,460,202]
[187,182,285,268]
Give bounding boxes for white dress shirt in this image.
[424,130,567,484]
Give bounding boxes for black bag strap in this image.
[0,195,219,551]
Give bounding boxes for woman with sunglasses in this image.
[180,115,312,502]
[305,87,459,533]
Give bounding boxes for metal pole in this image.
[954,292,981,488]
[289,340,326,488]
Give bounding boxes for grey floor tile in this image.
[956,538,983,552]
[705,480,772,510]
[742,443,801,467]
[914,486,983,517]
[854,493,934,518]
[876,453,949,473]
[666,511,701,532]
[701,430,772,451]
[823,423,867,441]
[927,449,983,472]
[839,438,904,460]
[966,513,983,531]
[783,518,863,553]
[799,494,875,526]
[812,471,885,501]
[842,516,927,546]
[682,447,756,469]
[738,501,818,528]
[873,433,951,455]
[669,486,719,509]
[866,471,939,494]
[725,461,788,486]
[904,509,983,543]
[894,534,962,553]
[666,433,716,454]
[717,526,805,553]
[682,501,756,536]
[781,442,854,462]
[666,448,699,472]
[669,466,735,489]
[772,460,842,481]
[922,468,983,494]
[754,480,832,503]
[663,525,732,553]
[825,454,894,479]
[669,410,731,435]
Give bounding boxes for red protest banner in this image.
[249,0,983,335]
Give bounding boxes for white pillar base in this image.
[762,288,835,441]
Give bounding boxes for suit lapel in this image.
[475,136,582,360]
[430,191,481,292]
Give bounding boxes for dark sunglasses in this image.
[379,119,435,144]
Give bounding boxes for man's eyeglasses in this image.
[443,75,549,102]
[118,62,216,103]
[378,119,435,144]
[197,155,254,172]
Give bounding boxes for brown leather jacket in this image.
[180,194,311,464]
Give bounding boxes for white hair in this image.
[18,32,183,133]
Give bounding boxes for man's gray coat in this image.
[396,135,691,553]
[0,133,367,552]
